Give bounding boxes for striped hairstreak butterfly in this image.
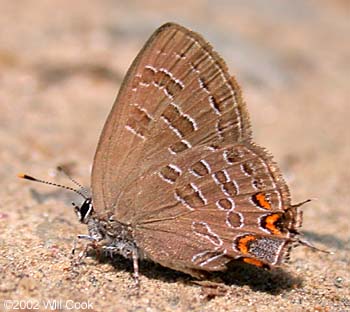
[19,23,323,286]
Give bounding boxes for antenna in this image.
[292,199,312,208]
[56,166,90,197]
[17,173,88,200]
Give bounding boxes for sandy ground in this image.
[0,1,349,311]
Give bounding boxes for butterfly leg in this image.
[132,248,140,289]
[101,241,140,290]
[72,234,100,262]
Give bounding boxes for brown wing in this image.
[131,143,292,274]
[92,23,250,215]
[92,23,294,274]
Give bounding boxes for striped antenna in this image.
[56,166,90,197]
[17,173,88,200]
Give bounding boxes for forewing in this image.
[92,23,250,214]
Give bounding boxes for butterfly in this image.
[19,23,319,286]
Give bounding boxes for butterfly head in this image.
[72,198,94,224]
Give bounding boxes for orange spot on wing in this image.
[256,192,271,209]
[243,257,265,267]
[238,235,256,254]
[265,214,282,235]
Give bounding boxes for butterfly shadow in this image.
[218,261,303,294]
[94,253,191,285]
[90,251,302,295]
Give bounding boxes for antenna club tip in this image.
[17,173,35,181]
